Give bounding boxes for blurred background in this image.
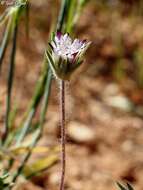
[1,0,143,189]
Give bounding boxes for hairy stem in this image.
[59,80,66,190]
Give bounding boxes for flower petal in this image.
[56,31,62,39]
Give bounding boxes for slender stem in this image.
[2,24,18,144]
[59,80,66,190]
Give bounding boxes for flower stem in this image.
[59,80,66,190]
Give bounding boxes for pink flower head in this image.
[46,32,91,80]
[51,32,91,62]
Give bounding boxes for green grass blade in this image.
[79,0,90,7]
[117,182,127,190]
[8,101,18,130]
[11,69,52,183]
[5,58,50,172]
[2,23,18,144]
[23,155,58,179]
[57,0,69,32]
[127,183,134,190]
[66,0,77,33]
[15,109,35,146]
[0,1,28,74]
[116,182,134,190]
[15,58,49,146]
[0,18,13,72]
[0,9,10,26]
